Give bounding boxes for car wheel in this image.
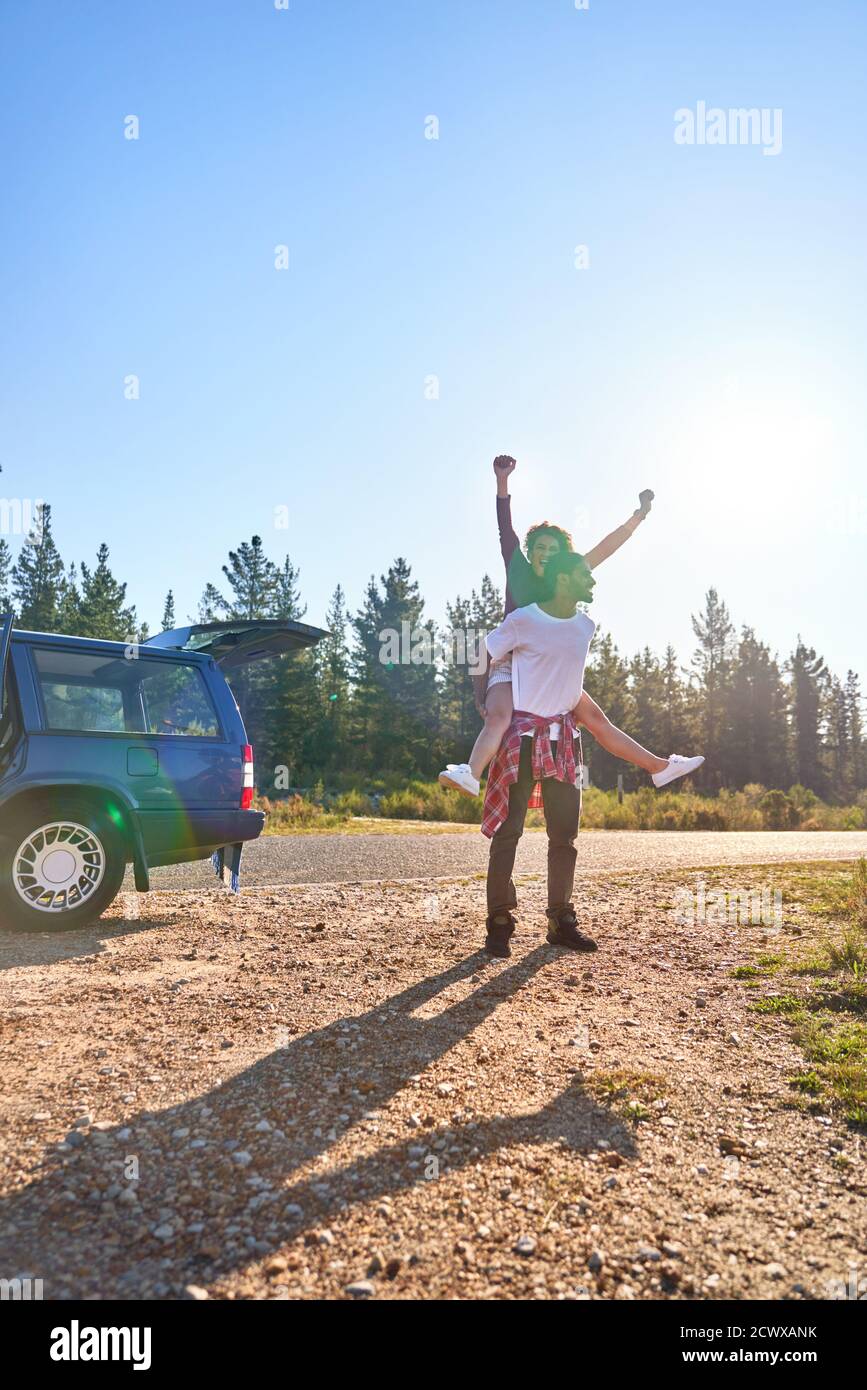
[0,802,127,932]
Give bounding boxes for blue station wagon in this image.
[0,615,326,931]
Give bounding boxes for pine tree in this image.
[270,556,305,621]
[659,645,688,755]
[690,589,735,789]
[266,555,318,788]
[161,590,176,631]
[441,593,475,750]
[629,647,666,778]
[77,543,137,640]
[221,536,276,619]
[728,628,789,791]
[583,630,632,788]
[308,585,352,776]
[12,503,66,632]
[824,675,852,802]
[471,574,505,631]
[844,671,865,795]
[198,583,225,623]
[787,639,828,796]
[349,576,385,772]
[438,573,504,760]
[56,561,81,634]
[350,558,440,776]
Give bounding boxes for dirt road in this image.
[1,856,864,1301]
[143,828,867,889]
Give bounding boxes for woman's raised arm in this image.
[583,488,654,570]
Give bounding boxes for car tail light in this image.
[241,744,254,809]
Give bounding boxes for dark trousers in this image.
[487,737,582,915]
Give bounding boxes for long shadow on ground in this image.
[0,946,637,1298]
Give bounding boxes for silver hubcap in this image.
[13,821,106,914]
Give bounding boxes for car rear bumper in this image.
[139,808,265,866]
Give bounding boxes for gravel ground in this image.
[137,829,867,890]
[1,859,865,1301]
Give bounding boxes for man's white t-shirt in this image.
[486,603,596,740]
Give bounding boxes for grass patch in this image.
[730,957,783,979]
[731,860,867,1128]
[795,1016,867,1065]
[749,994,804,1015]
[588,1069,666,1122]
[826,931,867,973]
[788,1070,823,1095]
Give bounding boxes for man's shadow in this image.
[0,946,637,1297]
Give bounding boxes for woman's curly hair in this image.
[524,521,574,558]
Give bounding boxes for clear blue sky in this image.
[1,0,864,680]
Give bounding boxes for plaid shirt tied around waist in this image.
[481,709,582,838]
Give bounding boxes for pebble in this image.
[514,1236,536,1256]
[345,1279,375,1299]
[719,1135,749,1156]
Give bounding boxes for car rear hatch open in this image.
[144,619,329,669]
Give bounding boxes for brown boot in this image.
[484,910,516,958]
[545,905,597,952]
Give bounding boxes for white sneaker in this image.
[438,764,480,798]
[652,754,705,788]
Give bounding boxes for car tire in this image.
[0,800,127,932]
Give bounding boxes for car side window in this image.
[32,650,129,732]
[138,663,219,737]
[30,648,220,737]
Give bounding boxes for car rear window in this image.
[31,648,220,737]
[138,663,219,737]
